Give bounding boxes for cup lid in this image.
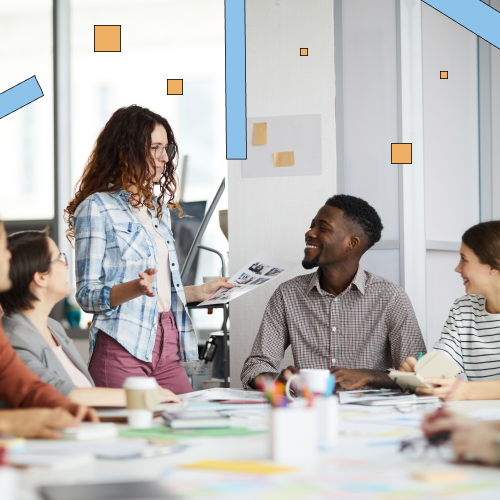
[123,377,158,390]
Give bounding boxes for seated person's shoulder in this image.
[449,294,484,314]
[275,272,317,296]
[2,312,37,349]
[363,271,409,301]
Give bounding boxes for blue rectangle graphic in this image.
[0,76,44,119]
[225,0,247,160]
[423,0,500,50]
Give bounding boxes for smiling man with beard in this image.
[241,194,426,391]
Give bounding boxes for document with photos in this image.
[197,252,297,306]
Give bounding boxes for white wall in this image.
[228,0,335,388]
[421,3,480,348]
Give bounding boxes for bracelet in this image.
[495,434,500,465]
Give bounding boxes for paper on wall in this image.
[253,122,267,145]
[197,252,297,306]
[273,151,295,167]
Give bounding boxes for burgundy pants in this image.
[89,310,193,394]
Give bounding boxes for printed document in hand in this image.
[197,252,297,306]
[389,351,461,391]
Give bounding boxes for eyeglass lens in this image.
[153,144,175,160]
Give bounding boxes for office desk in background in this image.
[17,397,500,500]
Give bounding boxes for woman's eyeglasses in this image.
[49,253,68,267]
[151,144,176,160]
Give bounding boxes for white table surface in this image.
[14,398,500,500]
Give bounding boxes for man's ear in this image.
[347,235,361,252]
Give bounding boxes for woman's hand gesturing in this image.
[137,268,158,297]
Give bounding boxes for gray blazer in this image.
[2,312,94,396]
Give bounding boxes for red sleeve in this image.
[0,319,70,408]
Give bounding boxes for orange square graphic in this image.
[94,25,121,52]
[300,48,308,56]
[167,79,183,95]
[391,143,412,164]
[440,71,448,79]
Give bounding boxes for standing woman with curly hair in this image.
[65,105,232,393]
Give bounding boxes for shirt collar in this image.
[306,266,366,297]
[109,188,158,207]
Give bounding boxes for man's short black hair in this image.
[325,194,383,249]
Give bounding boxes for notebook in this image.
[389,351,461,391]
[162,410,230,429]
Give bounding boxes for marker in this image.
[417,352,423,361]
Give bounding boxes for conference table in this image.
[16,396,500,500]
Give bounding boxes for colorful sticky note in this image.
[94,25,121,52]
[273,151,295,168]
[440,71,448,79]
[412,471,468,483]
[0,76,43,120]
[180,460,296,475]
[253,122,267,145]
[391,143,412,164]
[167,79,183,95]
[300,48,308,56]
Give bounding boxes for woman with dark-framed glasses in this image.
[0,230,181,406]
[65,105,233,393]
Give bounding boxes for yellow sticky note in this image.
[412,471,468,483]
[253,122,267,145]
[180,460,296,475]
[273,151,295,167]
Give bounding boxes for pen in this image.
[417,352,423,361]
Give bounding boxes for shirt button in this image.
[334,298,338,301]
[155,225,158,228]
[332,327,337,332]
[172,263,175,266]
[176,284,179,287]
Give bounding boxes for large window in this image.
[70,0,227,333]
[0,0,54,221]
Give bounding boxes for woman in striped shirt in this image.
[401,220,500,400]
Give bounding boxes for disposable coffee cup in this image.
[123,377,160,429]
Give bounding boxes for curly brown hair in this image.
[65,105,182,241]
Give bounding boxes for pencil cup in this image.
[123,377,160,429]
[315,396,338,443]
[271,407,317,464]
[0,466,19,500]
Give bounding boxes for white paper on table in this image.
[468,408,500,421]
[197,252,297,306]
[178,388,267,402]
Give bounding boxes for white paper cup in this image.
[123,377,159,429]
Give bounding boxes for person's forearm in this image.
[464,380,500,401]
[365,370,400,390]
[110,280,143,308]
[184,285,203,303]
[248,372,276,390]
[69,388,126,407]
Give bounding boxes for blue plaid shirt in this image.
[73,190,198,363]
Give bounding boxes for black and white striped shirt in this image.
[434,295,500,381]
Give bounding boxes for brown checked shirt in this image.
[240,267,426,388]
